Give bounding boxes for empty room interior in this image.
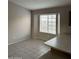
[8,0,71,59]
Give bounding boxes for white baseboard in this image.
[8,37,31,45]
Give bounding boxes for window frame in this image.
[38,13,58,35]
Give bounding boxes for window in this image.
[39,14,56,34]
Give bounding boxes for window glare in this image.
[40,14,56,34]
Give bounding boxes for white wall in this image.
[8,2,31,45]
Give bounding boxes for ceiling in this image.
[8,0,71,10]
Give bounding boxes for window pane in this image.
[49,23,56,26]
[40,15,47,19]
[48,14,56,19]
[48,26,56,30]
[40,15,48,32]
[49,19,56,22]
[40,14,56,34]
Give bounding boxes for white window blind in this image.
[40,14,56,34]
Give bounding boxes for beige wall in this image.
[8,2,31,45]
[31,6,71,40]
